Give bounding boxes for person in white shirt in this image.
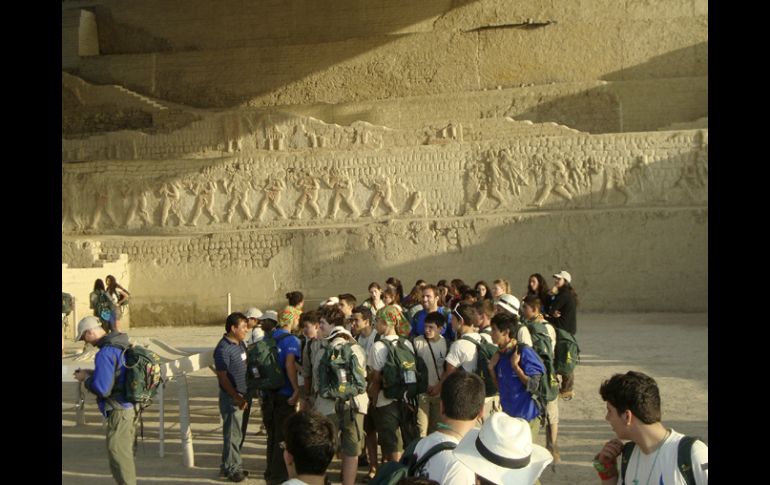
[473,299,496,344]
[244,307,265,346]
[593,371,708,485]
[413,311,447,436]
[495,293,533,346]
[281,410,336,485]
[410,371,486,485]
[350,305,379,481]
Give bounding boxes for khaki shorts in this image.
[374,402,404,455]
[326,411,365,458]
[546,398,559,425]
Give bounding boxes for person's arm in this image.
[487,351,501,391]
[82,349,119,398]
[432,340,462,396]
[285,353,300,406]
[302,343,313,399]
[593,439,623,485]
[215,371,247,409]
[367,369,381,406]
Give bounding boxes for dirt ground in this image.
[62,313,707,484]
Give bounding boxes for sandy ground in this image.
[62,313,707,484]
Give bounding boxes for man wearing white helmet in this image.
[495,293,533,347]
[72,316,137,485]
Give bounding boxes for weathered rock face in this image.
[61,0,707,325]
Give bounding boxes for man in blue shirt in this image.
[214,312,250,482]
[410,284,455,342]
[488,313,545,437]
[73,316,137,485]
[258,310,301,485]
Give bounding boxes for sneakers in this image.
[220,469,249,480]
[228,470,249,482]
[559,390,575,401]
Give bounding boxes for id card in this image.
[403,370,417,384]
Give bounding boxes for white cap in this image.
[76,316,103,342]
[244,307,263,319]
[257,310,278,322]
[553,270,572,283]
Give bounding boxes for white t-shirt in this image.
[517,325,533,347]
[311,334,369,416]
[412,431,475,485]
[479,332,493,345]
[281,479,312,485]
[445,332,482,372]
[413,336,447,386]
[246,327,264,346]
[369,334,415,408]
[622,429,708,485]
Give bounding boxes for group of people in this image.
[89,274,131,332]
[71,269,707,485]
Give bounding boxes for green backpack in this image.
[381,337,428,401]
[460,335,500,397]
[369,437,457,485]
[318,339,368,401]
[554,328,580,375]
[246,333,291,392]
[62,292,73,315]
[121,345,163,409]
[526,322,560,404]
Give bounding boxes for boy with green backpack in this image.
[310,306,369,485]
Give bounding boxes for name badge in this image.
[241,352,247,361]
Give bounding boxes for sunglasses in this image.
[452,303,463,322]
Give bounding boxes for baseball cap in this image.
[257,310,278,322]
[553,270,572,283]
[76,316,103,342]
[244,307,263,319]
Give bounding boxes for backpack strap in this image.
[677,436,699,485]
[409,441,458,476]
[620,441,635,485]
[425,338,441,381]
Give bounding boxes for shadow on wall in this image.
[513,42,708,133]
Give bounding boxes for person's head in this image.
[437,284,450,303]
[474,281,492,300]
[450,278,466,296]
[76,316,107,344]
[368,282,382,301]
[490,313,519,348]
[424,311,446,340]
[337,293,357,316]
[600,371,662,439]
[528,273,548,294]
[300,310,322,339]
[473,299,495,328]
[105,274,117,290]
[552,270,572,289]
[282,410,336,478]
[454,413,552,485]
[320,306,345,338]
[406,283,425,305]
[520,296,543,321]
[385,277,403,301]
[375,305,405,336]
[491,278,510,298]
[286,291,304,308]
[421,284,440,311]
[495,293,521,317]
[460,287,479,304]
[225,312,249,342]
[244,307,262,329]
[382,288,398,306]
[440,371,485,421]
[349,305,373,336]
[93,278,105,292]
[451,303,477,334]
[258,311,279,333]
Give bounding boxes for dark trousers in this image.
[261,391,295,485]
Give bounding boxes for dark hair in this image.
[397,478,440,485]
[490,313,519,338]
[424,311,447,328]
[286,291,304,307]
[405,283,425,306]
[450,279,466,292]
[93,278,105,292]
[474,281,493,300]
[473,299,495,319]
[521,295,543,316]
[453,303,476,327]
[436,279,448,287]
[337,293,357,307]
[283,410,336,476]
[441,371,485,420]
[300,309,322,326]
[414,279,427,287]
[368,282,382,291]
[225,312,247,333]
[422,284,439,297]
[352,305,373,323]
[382,287,399,304]
[563,282,580,307]
[599,371,661,425]
[321,306,346,327]
[386,277,404,302]
[527,273,550,306]
[460,287,479,301]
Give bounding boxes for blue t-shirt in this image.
[495,345,545,421]
[271,328,302,397]
[214,335,248,395]
[410,307,456,342]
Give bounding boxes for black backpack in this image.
[369,437,457,485]
[620,436,703,485]
[460,335,500,397]
[554,328,580,375]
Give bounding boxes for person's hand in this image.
[73,369,93,382]
[597,438,624,464]
[552,310,562,318]
[287,391,300,407]
[234,394,248,410]
[427,385,440,397]
[511,349,521,368]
